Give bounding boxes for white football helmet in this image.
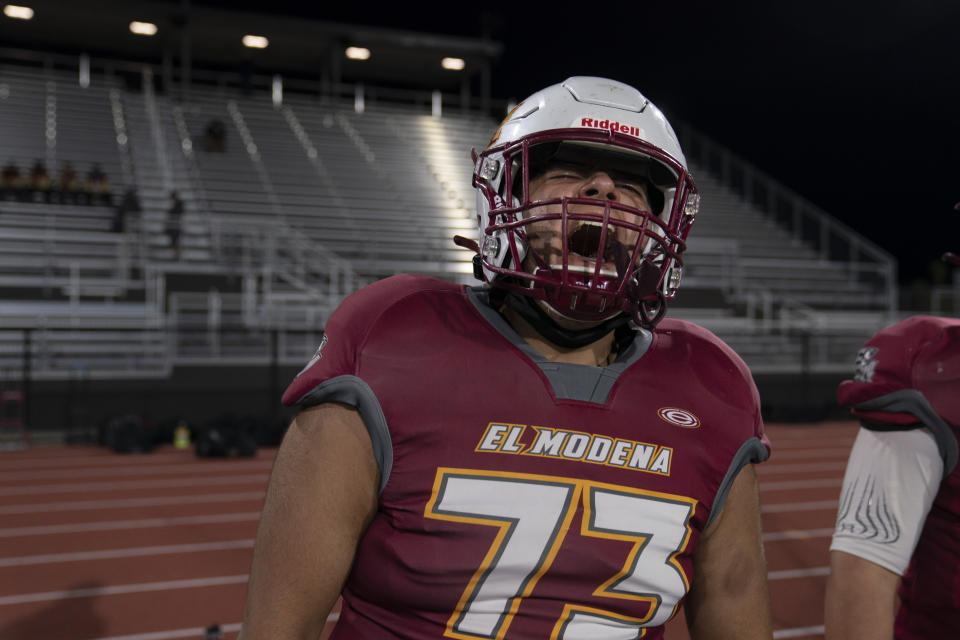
[468,76,699,328]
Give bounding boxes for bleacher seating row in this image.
[0,62,903,379]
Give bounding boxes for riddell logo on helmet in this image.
[580,117,642,137]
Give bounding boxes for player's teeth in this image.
[574,221,615,235]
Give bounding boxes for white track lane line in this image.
[91,622,242,640]
[90,618,821,640]
[0,452,220,470]
[769,439,854,448]
[773,626,824,638]
[768,566,830,580]
[763,528,834,542]
[0,474,269,496]
[759,478,843,491]
[765,448,851,459]
[0,512,261,537]
[0,460,274,482]
[769,431,854,437]
[89,615,344,640]
[0,539,254,567]
[0,491,265,515]
[2,440,835,637]
[757,462,848,474]
[0,575,249,606]
[762,499,838,513]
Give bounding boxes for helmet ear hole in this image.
[508,157,523,204]
[646,181,665,216]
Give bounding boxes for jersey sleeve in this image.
[836,315,960,475]
[664,319,770,528]
[829,426,943,575]
[705,370,769,528]
[681,318,771,463]
[281,277,418,492]
[281,285,374,407]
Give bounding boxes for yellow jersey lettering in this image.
[477,422,674,477]
[585,436,614,462]
[608,439,633,466]
[562,434,591,459]
[527,427,568,456]
[649,448,672,474]
[500,425,526,453]
[628,444,656,470]
[476,423,510,451]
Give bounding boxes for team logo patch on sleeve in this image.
[853,346,880,382]
[657,408,700,429]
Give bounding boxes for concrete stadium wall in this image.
[20,365,303,434]
[18,366,850,437]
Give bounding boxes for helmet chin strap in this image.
[503,292,629,349]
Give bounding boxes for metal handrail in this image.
[169,101,219,259]
[676,122,897,312]
[208,217,358,311]
[141,68,174,195]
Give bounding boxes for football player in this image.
[241,77,773,639]
[825,311,960,639]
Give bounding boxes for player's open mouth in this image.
[563,221,625,275]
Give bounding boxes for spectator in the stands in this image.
[29,159,53,202]
[1,160,24,201]
[84,164,113,206]
[112,187,141,233]
[166,191,184,259]
[202,119,227,152]
[57,162,80,204]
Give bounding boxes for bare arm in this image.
[684,464,773,640]
[824,550,899,640]
[240,403,380,640]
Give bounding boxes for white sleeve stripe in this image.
[829,427,942,576]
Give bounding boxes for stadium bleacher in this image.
[0,58,930,426]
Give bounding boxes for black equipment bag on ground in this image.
[100,415,156,453]
[195,414,257,458]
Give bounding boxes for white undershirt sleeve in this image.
[829,426,943,576]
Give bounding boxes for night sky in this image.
[207,1,960,284]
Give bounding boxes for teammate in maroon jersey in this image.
[241,77,773,639]
[825,313,960,639]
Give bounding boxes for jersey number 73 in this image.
[424,468,697,640]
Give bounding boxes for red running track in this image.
[0,421,858,639]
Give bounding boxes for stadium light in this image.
[441,57,465,71]
[129,21,158,36]
[3,5,34,20]
[242,34,269,49]
[345,46,371,61]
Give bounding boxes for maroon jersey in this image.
[838,316,960,639]
[283,275,770,639]
[896,462,960,639]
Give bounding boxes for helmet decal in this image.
[488,101,525,148]
[576,117,644,138]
